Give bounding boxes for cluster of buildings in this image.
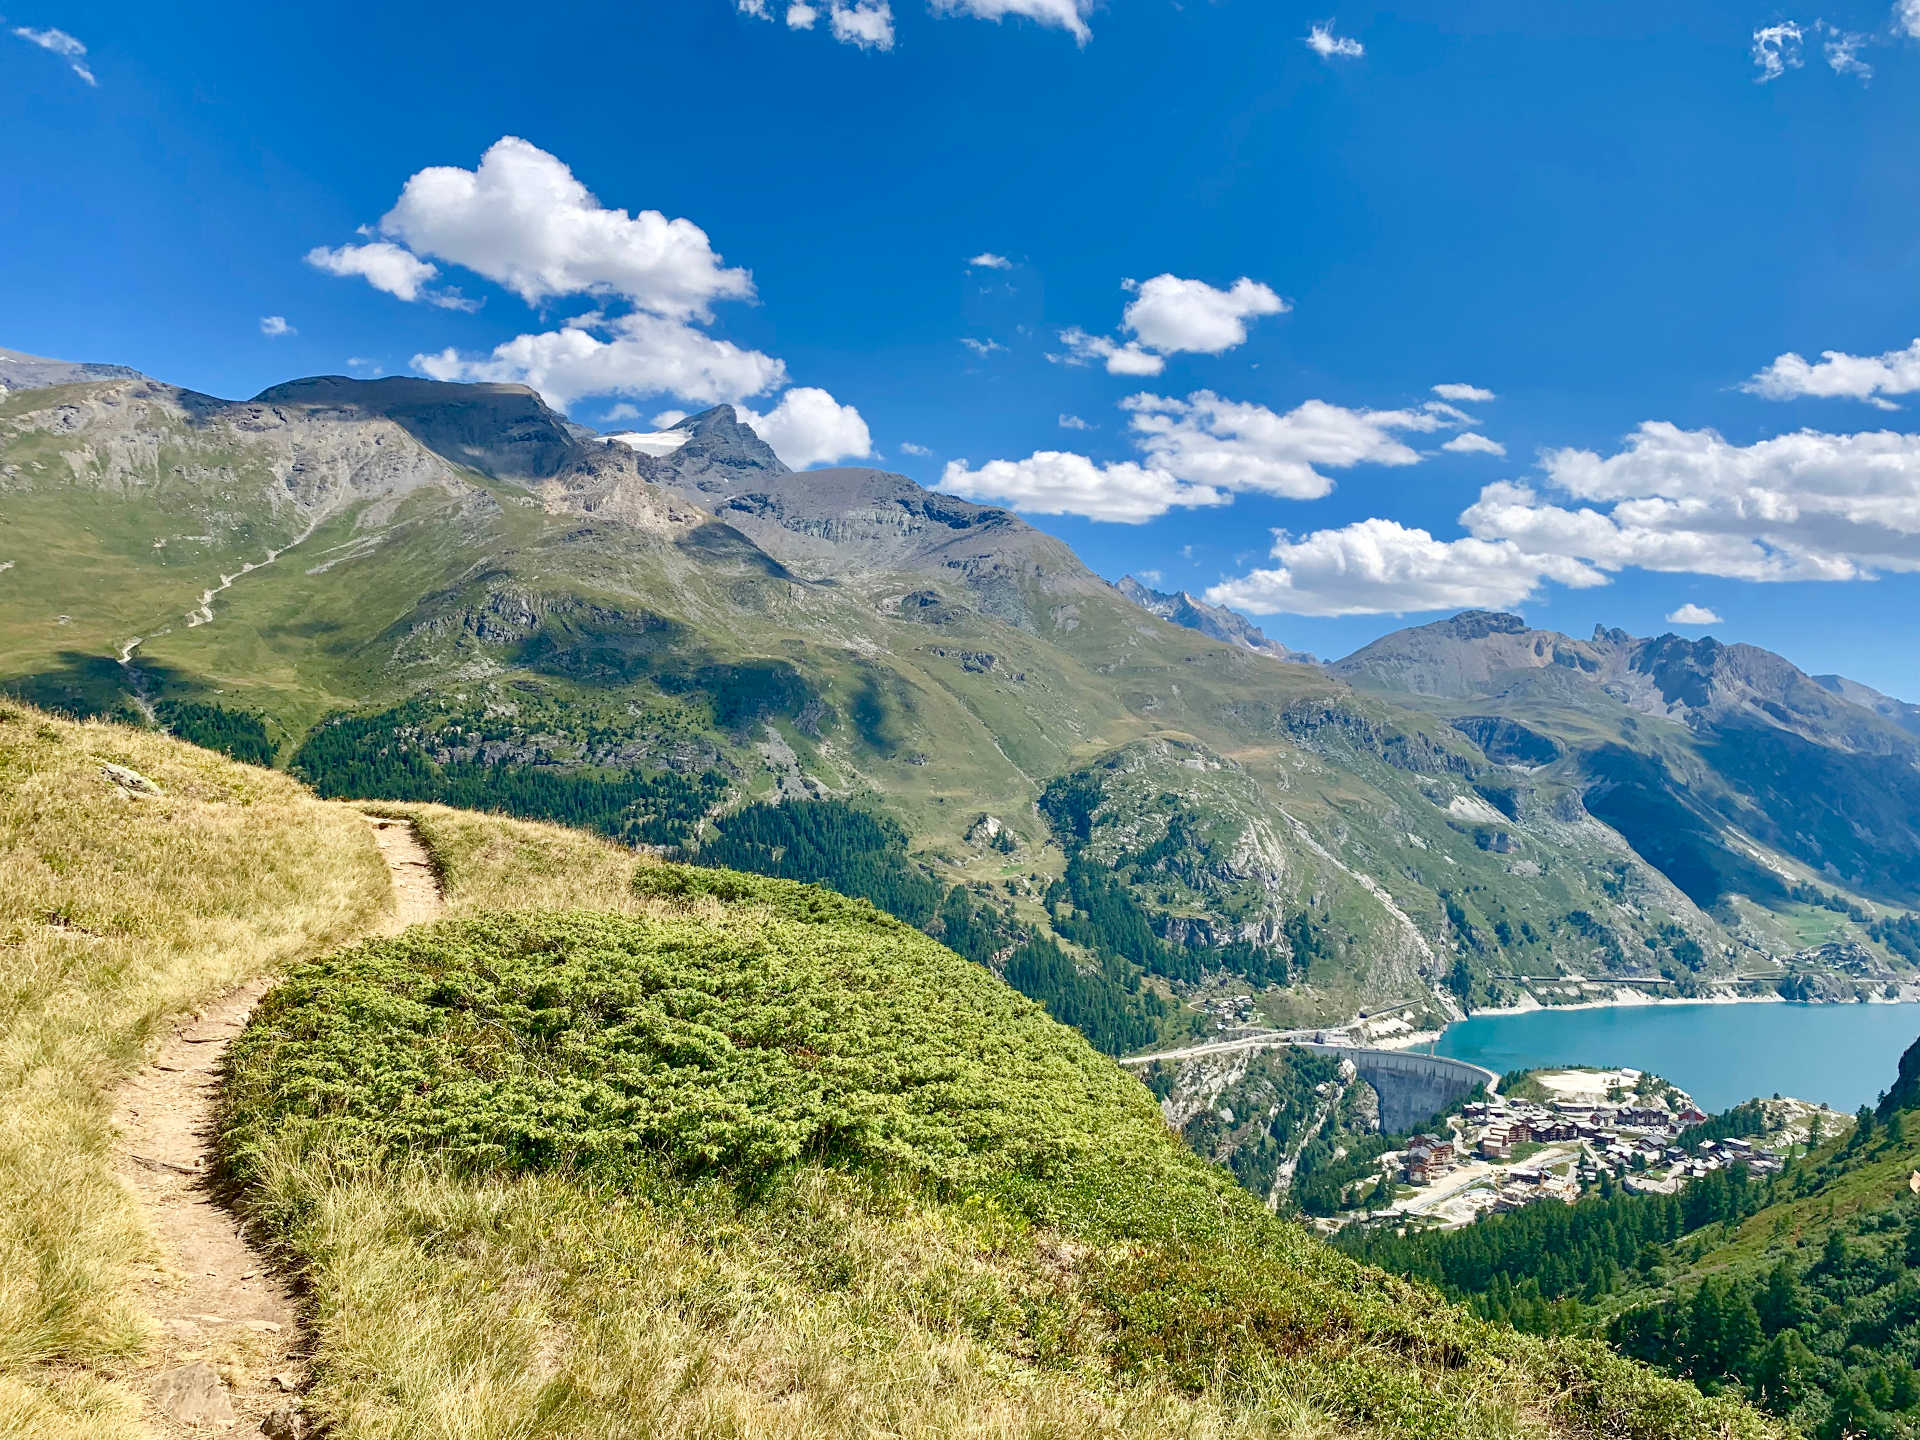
[1380,1089,1788,1222]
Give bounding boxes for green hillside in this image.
[0,702,1788,1438]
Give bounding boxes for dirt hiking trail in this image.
[112,814,442,1435]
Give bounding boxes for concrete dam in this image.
[1296,1044,1499,1134]
[1121,1035,1498,1135]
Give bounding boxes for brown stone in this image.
[152,1362,235,1427]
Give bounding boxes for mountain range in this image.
[4,345,1918,1045]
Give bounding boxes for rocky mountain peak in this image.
[1439,610,1532,639]
[658,405,789,490]
[252,375,585,483]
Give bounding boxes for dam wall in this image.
[1300,1045,1499,1133]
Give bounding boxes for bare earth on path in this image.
[111,815,443,1434]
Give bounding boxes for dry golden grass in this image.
[243,1151,1397,1440]
[0,702,389,1437]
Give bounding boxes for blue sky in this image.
[6,0,1920,692]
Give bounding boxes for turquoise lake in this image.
[1433,1002,1920,1114]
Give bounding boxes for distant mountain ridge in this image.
[0,345,144,393]
[1330,609,1916,757]
[4,346,1919,1052]
[1117,575,1319,665]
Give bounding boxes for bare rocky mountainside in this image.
[5,352,1919,1080]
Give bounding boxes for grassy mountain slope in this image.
[5,361,1907,1041]
[0,704,1785,1440]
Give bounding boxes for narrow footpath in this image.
[112,814,443,1435]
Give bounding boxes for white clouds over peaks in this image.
[1123,274,1289,356]
[380,138,753,319]
[1752,22,1805,80]
[1304,22,1364,59]
[12,25,94,84]
[1126,391,1441,500]
[940,453,1228,524]
[309,136,871,438]
[737,387,874,468]
[414,311,787,409]
[1205,520,1603,618]
[1461,422,1920,583]
[1667,604,1724,626]
[1745,338,1920,409]
[305,241,441,303]
[930,0,1093,44]
[940,389,1472,524]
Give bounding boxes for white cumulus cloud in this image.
[1304,21,1363,59]
[737,387,873,468]
[12,25,94,84]
[1433,382,1497,403]
[899,441,933,457]
[787,2,819,25]
[1443,432,1507,456]
[415,311,787,410]
[1752,22,1805,81]
[1056,275,1287,376]
[930,0,1094,44]
[1666,604,1724,625]
[259,316,296,338]
[828,1,895,48]
[1125,391,1445,501]
[940,386,1479,524]
[940,452,1229,523]
[376,138,754,319]
[968,252,1013,269]
[305,241,442,303]
[1122,274,1290,357]
[1460,422,1920,583]
[1745,338,1920,409]
[1899,0,1920,39]
[1055,327,1166,376]
[1206,519,1603,618]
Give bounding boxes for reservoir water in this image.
[1433,1001,1920,1114]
